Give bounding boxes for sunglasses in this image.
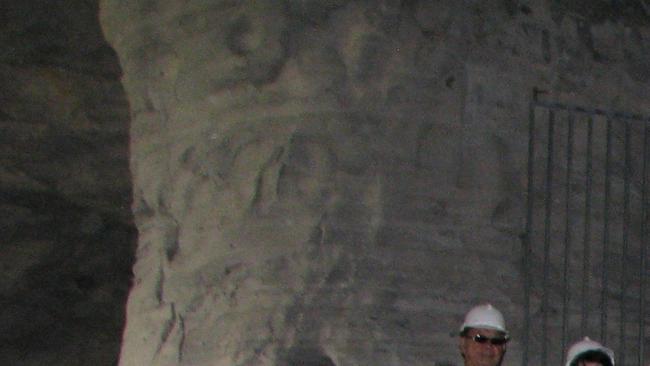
[468,334,508,346]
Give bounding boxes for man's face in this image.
[577,362,604,366]
[459,328,508,366]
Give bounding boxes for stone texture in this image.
[5,0,650,365]
[97,0,650,365]
[0,0,135,365]
[98,1,650,365]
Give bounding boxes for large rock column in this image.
[101,1,650,365]
[99,2,513,365]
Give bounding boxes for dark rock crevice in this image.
[0,0,135,365]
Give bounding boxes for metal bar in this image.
[581,116,594,335]
[601,117,613,343]
[522,99,537,366]
[561,111,575,363]
[640,119,649,366]
[620,120,631,366]
[529,98,650,365]
[532,100,650,122]
[541,110,555,366]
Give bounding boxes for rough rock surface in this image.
[96,1,650,365]
[0,1,135,365]
[4,0,650,365]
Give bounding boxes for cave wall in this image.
[98,1,650,365]
[0,1,135,365]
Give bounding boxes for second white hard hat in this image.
[459,303,509,337]
[565,337,615,366]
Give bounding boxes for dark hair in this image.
[571,350,613,366]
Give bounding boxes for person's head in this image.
[458,304,509,366]
[565,337,615,366]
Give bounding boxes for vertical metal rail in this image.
[600,117,613,343]
[640,121,649,366]
[523,101,536,366]
[523,100,536,366]
[541,110,555,366]
[526,99,650,366]
[620,120,631,366]
[561,111,575,362]
[581,117,594,335]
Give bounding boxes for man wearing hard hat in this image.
[458,304,509,366]
[565,337,615,366]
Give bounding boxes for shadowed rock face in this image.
[0,0,135,365]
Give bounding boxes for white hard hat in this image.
[565,337,615,366]
[459,303,508,336]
